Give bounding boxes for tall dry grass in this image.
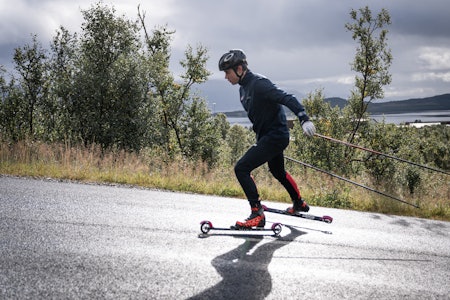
[0,140,448,221]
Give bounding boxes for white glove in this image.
[301,121,316,137]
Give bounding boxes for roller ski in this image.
[200,206,282,236]
[199,220,282,236]
[262,204,333,223]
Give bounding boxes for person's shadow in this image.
[189,226,306,299]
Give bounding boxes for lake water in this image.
[227,110,450,127]
[370,111,450,124]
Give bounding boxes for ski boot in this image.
[234,206,266,229]
[286,198,310,214]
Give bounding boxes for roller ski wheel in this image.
[200,220,213,234]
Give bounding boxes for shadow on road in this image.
[189,226,305,300]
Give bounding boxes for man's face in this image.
[224,66,242,85]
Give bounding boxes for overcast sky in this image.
[1,0,449,111]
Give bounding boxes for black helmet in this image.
[218,49,247,71]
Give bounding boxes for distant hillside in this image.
[221,94,450,117]
[367,94,450,114]
[323,97,347,109]
[323,94,450,114]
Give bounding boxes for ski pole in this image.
[284,156,420,208]
[314,133,449,176]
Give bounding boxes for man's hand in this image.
[301,120,316,137]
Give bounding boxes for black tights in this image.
[234,135,301,207]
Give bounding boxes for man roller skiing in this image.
[218,49,316,229]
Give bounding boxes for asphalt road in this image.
[0,176,449,299]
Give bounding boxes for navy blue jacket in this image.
[239,70,309,140]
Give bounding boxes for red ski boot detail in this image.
[235,207,266,228]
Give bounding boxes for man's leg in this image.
[268,152,310,213]
[234,137,283,227]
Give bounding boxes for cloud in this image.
[388,1,450,38]
[1,0,449,102]
[412,72,450,83]
[417,47,450,71]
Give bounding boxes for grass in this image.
[1,140,448,221]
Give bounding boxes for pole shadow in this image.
[189,226,305,300]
